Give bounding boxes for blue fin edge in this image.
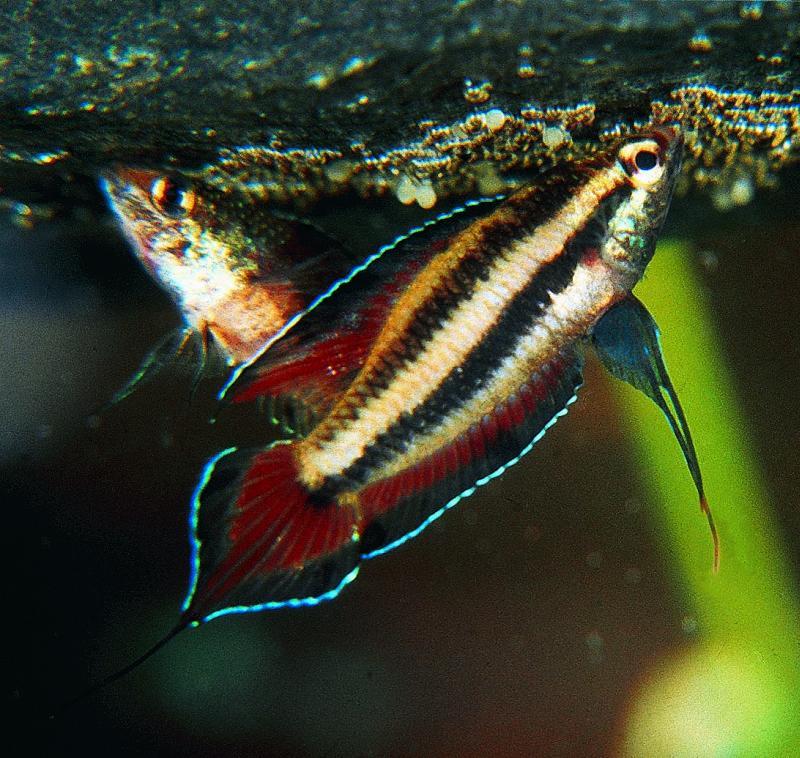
[186,388,578,623]
[218,194,506,400]
[363,390,580,559]
[181,443,361,624]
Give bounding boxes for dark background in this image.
[3,167,799,756]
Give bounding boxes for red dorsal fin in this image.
[230,272,410,413]
[226,196,505,420]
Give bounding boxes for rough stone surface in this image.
[0,1,798,212]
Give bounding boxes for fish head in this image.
[101,166,354,365]
[100,167,291,360]
[601,126,684,279]
[101,167,251,336]
[101,168,208,278]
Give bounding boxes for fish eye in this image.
[634,150,658,171]
[618,139,665,189]
[150,175,196,217]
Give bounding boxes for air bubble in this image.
[484,109,507,132]
[542,125,569,149]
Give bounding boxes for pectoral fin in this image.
[592,295,719,570]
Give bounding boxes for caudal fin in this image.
[182,443,362,624]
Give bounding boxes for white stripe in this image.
[367,257,622,481]
[300,165,626,484]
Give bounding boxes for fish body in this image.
[181,127,697,623]
[101,169,353,392]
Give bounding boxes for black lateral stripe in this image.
[371,161,604,374]
[320,226,590,494]
[358,358,584,557]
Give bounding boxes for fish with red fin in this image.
[185,125,718,624]
[101,168,355,402]
[70,127,720,704]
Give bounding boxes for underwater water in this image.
[4,166,800,757]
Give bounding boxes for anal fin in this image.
[357,354,584,558]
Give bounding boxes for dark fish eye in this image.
[150,175,196,217]
[634,150,658,171]
[618,138,666,188]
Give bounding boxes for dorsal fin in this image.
[224,196,506,419]
[254,213,358,315]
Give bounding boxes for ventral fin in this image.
[227,196,506,421]
[592,295,720,571]
[257,394,318,439]
[101,325,207,410]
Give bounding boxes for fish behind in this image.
[101,168,354,401]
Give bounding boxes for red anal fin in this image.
[185,354,582,620]
[356,354,584,557]
[182,443,361,623]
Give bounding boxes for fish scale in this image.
[299,185,626,488]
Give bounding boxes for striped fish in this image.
[101,168,354,401]
[178,125,717,626]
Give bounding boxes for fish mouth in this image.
[100,166,162,196]
[650,124,685,167]
[99,167,165,260]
